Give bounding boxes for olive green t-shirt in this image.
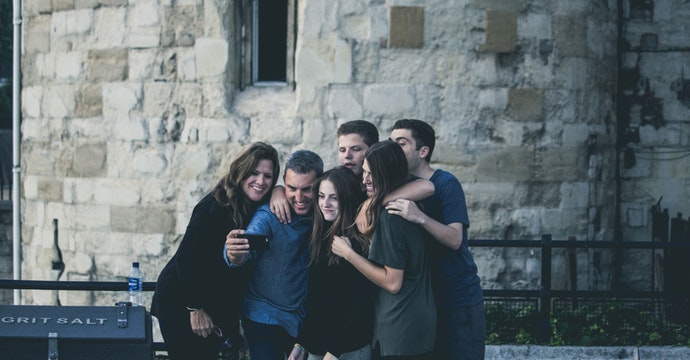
[368,210,436,356]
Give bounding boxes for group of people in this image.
[151,119,486,360]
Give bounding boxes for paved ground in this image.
[486,345,690,359]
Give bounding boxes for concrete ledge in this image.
[486,345,690,359]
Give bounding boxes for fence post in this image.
[538,234,552,344]
[668,213,690,324]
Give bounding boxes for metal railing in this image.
[2,235,690,345]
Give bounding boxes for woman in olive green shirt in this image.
[332,140,436,359]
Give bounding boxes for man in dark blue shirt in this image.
[386,119,485,360]
[225,149,323,360]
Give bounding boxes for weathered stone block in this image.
[51,9,93,36]
[133,151,168,176]
[113,116,148,141]
[328,86,363,119]
[296,46,335,84]
[71,143,107,177]
[480,11,517,53]
[363,84,415,115]
[87,49,128,83]
[524,182,561,208]
[467,0,523,12]
[42,85,76,118]
[53,0,76,12]
[24,15,51,54]
[251,118,302,144]
[508,88,544,122]
[74,0,100,10]
[55,51,84,81]
[476,149,533,182]
[75,83,103,118]
[164,5,201,47]
[535,148,587,182]
[201,82,231,118]
[99,0,128,6]
[23,86,43,119]
[172,148,211,179]
[520,14,551,39]
[478,88,508,109]
[144,82,175,117]
[553,15,587,57]
[25,150,57,176]
[110,206,176,234]
[334,38,353,83]
[195,38,228,78]
[37,178,64,202]
[93,7,127,49]
[102,83,141,118]
[25,0,53,15]
[388,6,424,49]
[560,182,590,208]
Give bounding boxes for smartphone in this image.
[235,233,269,251]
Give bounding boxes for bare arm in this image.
[385,199,464,250]
[384,178,434,203]
[331,236,404,294]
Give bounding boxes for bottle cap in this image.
[133,262,140,267]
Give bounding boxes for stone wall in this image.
[12,0,637,306]
[618,0,690,291]
[0,210,12,304]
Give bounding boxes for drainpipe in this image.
[612,0,625,292]
[12,0,22,304]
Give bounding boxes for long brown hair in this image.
[211,142,280,227]
[310,166,367,266]
[359,140,409,236]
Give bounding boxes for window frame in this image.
[239,0,296,89]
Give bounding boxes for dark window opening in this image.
[255,0,288,83]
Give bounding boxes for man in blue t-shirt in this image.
[386,119,485,360]
[224,150,323,360]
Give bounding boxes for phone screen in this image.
[239,234,269,251]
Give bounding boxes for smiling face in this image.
[317,179,339,222]
[284,169,317,216]
[338,133,369,176]
[241,159,275,202]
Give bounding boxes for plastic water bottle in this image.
[128,261,143,306]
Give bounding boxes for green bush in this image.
[485,302,539,345]
[486,300,690,346]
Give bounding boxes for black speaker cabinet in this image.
[0,303,153,360]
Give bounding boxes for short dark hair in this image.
[285,149,324,178]
[392,119,436,162]
[337,120,379,146]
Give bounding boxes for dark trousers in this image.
[372,344,433,360]
[156,307,222,360]
[242,317,296,360]
[434,302,486,360]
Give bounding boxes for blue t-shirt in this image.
[224,204,312,337]
[422,169,483,308]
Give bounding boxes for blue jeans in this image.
[242,317,296,360]
[434,302,486,360]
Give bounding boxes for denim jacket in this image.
[224,204,312,337]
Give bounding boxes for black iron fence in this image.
[1,234,690,347]
[474,235,690,344]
